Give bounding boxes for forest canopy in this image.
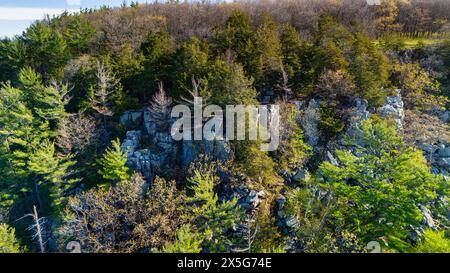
[0,0,449,254]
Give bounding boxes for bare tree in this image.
[56,113,98,155]
[18,206,46,253]
[91,60,119,117]
[148,82,173,133]
[232,216,259,253]
[90,60,120,142]
[275,65,293,100]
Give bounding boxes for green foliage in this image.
[236,141,281,187]
[62,15,95,55]
[207,60,257,106]
[0,75,75,211]
[319,103,345,139]
[97,139,130,185]
[212,10,253,68]
[134,30,174,100]
[20,21,68,80]
[162,225,204,253]
[280,24,303,92]
[391,62,446,110]
[172,37,210,98]
[188,170,244,252]
[0,224,21,253]
[18,67,68,131]
[277,102,312,171]
[247,13,283,92]
[313,16,390,106]
[318,117,445,251]
[0,38,25,84]
[412,229,450,253]
[28,140,78,207]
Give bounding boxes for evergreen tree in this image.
[162,225,203,253]
[212,10,253,68]
[317,116,446,251]
[62,15,96,55]
[135,30,174,101]
[172,37,210,98]
[413,229,450,253]
[18,67,68,133]
[20,21,68,80]
[280,24,303,93]
[97,139,130,185]
[188,170,244,252]
[28,140,78,208]
[207,59,257,107]
[0,224,21,253]
[248,13,283,92]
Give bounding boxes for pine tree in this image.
[280,24,303,93]
[90,60,120,118]
[18,67,68,133]
[317,116,445,251]
[135,30,174,100]
[248,13,283,92]
[0,224,21,253]
[172,37,210,97]
[97,139,130,185]
[162,225,203,253]
[188,170,244,252]
[62,15,96,55]
[212,10,253,68]
[28,140,78,208]
[20,21,68,80]
[207,59,257,107]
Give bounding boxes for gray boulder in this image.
[120,111,143,128]
[301,99,320,148]
[377,90,404,129]
[121,131,142,154]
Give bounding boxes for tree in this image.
[56,113,98,155]
[0,38,25,84]
[62,174,187,252]
[318,116,446,251]
[391,62,445,110]
[207,59,257,107]
[62,15,96,55]
[172,37,210,98]
[247,13,283,92]
[275,101,311,172]
[134,30,174,101]
[148,82,172,133]
[90,59,121,118]
[348,32,390,106]
[97,139,130,185]
[18,67,69,133]
[20,21,68,80]
[28,140,78,208]
[188,170,244,252]
[162,225,203,253]
[316,69,356,106]
[412,229,450,253]
[0,224,21,253]
[280,24,303,93]
[212,10,253,68]
[374,0,402,36]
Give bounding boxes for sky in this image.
[0,0,151,38]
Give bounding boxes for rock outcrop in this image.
[377,90,404,130]
[120,108,233,181]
